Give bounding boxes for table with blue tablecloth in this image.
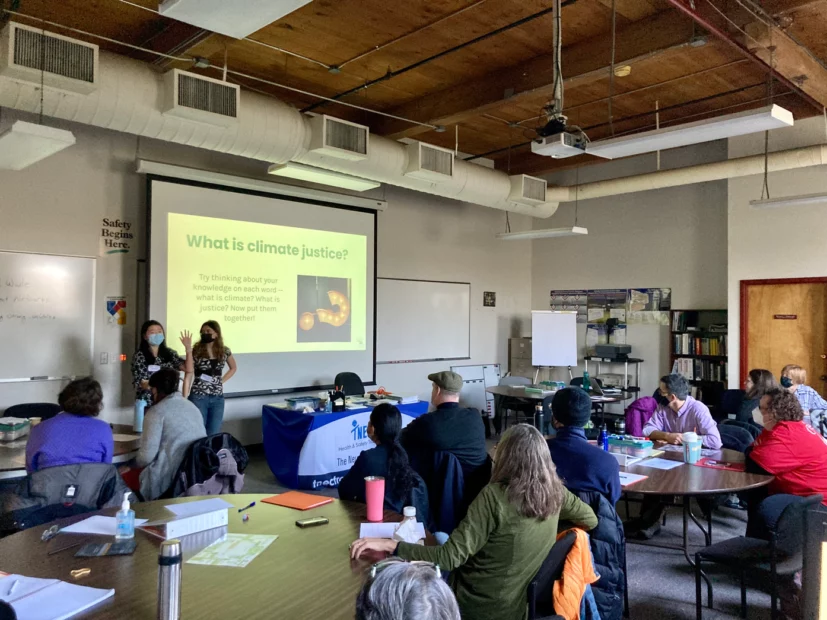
[262,401,429,490]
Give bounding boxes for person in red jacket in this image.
[747,388,827,506]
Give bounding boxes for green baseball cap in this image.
[428,371,464,393]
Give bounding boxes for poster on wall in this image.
[105,296,127,326]
[99,217,134,256]
[587,289,627,323]
[550,290,588,323]
[627,288,672,325]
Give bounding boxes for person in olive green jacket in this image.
[351,423,598,620]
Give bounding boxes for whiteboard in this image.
[0,252,95,381]
[377,278,470,363]
[532,311,577,367]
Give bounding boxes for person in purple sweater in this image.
[25,377,114,473]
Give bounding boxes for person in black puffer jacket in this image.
[572,490,626,620]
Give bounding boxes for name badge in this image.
[147,365,161,374]
[200,373,216,384]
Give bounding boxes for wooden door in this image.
[744,281,827,397]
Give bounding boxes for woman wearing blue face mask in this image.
[132,320,194,409]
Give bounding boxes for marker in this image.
[238,502,256,513]
[7,580,19,596]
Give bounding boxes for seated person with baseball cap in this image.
[548,387,621,505]
[401,371,489,504]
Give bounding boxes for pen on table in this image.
[7,579,19,596]
[238,501,256,513]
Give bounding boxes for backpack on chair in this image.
[165,433,248,498]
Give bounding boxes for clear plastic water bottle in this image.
[582,371,591,393]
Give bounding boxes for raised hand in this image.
[180,330,193,350]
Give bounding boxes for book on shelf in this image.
[672,333,728,356]
[672,357,727,383]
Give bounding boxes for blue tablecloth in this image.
[262,401,429,490]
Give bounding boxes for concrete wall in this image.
[0,112,532,443]
[530,142,729,396]
[727,116,827,386]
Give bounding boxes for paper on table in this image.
[637,458,684,470]
[360,522,427,540]
[1,574,114,620]
[618,472,648,487]
[186,533,277,568]
[60,515,148,536]
[165,498,233,517]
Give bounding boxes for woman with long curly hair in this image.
[350,423,598,620]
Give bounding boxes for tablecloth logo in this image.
[351,419,368,441]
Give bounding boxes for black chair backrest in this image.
[720,419,761,440]
[719,389,746,415]
[718,423,754,452]
[542,394,554,422]
[529,530,578,619]
[774,494,824,558]
[4,402,61,421]
[334,372,365,397]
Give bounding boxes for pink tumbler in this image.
[365,476,385,522]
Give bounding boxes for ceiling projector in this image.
[531,131,588,159]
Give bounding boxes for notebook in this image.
[0,574,114,620]
[262,491,334,511]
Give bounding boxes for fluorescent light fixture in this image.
[0,120,75,170]
[496,226,589,240]
[586,105,794,160]
[750,192,827,209]
[159,0,313,39]
[267,162,381,192]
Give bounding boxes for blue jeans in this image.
[189,394,225,435]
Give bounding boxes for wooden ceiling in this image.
[5,0,826,175]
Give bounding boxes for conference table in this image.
[0,494,400,619]
[0,424,141,480]
[261,401,428,490]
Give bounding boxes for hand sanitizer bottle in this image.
[116,491,135,540]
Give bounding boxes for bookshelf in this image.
[670,309,728,406]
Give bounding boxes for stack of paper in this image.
[0,574,114,619]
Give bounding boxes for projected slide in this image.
[166,213,367,354]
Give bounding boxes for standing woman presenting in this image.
[132,320,193,413]
[187,320,237,435]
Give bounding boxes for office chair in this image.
[695,494,823,620]
[4,402,61,421]
[333,372,365,397]
[498,376,534,430]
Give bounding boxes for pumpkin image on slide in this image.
[296,276,352,343]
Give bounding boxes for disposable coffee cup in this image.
[682,432,702,464]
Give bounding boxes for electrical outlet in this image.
[100,352,109,365]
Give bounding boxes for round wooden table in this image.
[619,446,772,598]
[0,494,400,619]
[0,424,141,480]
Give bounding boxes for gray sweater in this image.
[136,392,206,500]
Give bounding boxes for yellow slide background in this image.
[165,213,367,353]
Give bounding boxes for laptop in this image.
[585,378,604,396]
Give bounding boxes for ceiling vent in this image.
[405,141,454,183]
[163,69,239,127]
[508,174,548,205]
[0,22,98,95]
[308,115,369,161]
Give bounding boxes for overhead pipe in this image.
[0,48,559,217]
[545,144,827,202]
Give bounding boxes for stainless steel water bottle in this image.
[157,539,182,620]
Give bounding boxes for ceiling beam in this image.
[665,0,826,111]
[141,21,213,70]
[371,10,697,140]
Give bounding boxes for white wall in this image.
[727,116,827,387]
[0,111,531,443]
[530,142,729,396]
